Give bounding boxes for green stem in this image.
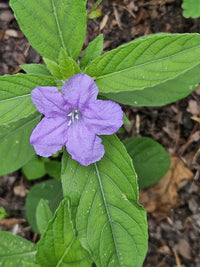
[89,0,103,13]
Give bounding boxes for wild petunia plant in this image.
[0,0,200,266]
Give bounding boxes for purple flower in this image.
[30,74,123,166]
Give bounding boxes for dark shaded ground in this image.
[0,0,200,266]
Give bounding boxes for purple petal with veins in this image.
[30,74,123,166]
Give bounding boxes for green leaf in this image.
[36,200,92,267]
[61,135,148,267]
[23,263,41,267]
[88,0,103,13]
[45,160,61,179]
[59,49,80,80]
[10,0,87,61]
[123,113,130,125]
[36,199,52,234]
[80,35,103,70]
[0,231,36,266]
[0,113,41,176]
[123,137,171,189]
[25,179,63,233]
[22,156,47,180]
[0,74,56,125]
[0,207,9,220]
[20,64,52,76]
[44,58,63,80]
[182,0,200,18]
[85,33,200,94]
[103,63,200,106]
[44,50,81,80]
[87,9,102,19]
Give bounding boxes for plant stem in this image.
[89,0,103,13]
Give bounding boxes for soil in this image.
[0,0,200,266]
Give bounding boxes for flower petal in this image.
[66,120,104,166]
[62,74,98,110]
[31,86,70,118]
[30,117,68,157]
[83,100,123,135]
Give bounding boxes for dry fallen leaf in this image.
[191,116,200,124]
[175,239,192,260]
[113,5,122,29]
[139,156,194,213]
[100,14,109,31]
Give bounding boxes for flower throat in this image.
[67,109,81,126]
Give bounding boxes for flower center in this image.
[67,109,81,126]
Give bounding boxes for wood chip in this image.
[191,116,200,123]
[13,184,28,197]
[187,100,200,116]
[0,218,26,227]
[0,10,14,23]
[5,29,19,38]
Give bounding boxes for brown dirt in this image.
[0,0,200,266]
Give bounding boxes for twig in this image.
[139,0,175,7]
[172,248,182,267]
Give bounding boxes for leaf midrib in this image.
[93,44,200,80]
[56,236,76,267]
[0,94,31,103]
[0,250,36,259]
[0,114,41,140]
[94,163,121,266]
[50,0,66,55]
[0,74,56,102]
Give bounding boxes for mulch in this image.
[0,0,200,266]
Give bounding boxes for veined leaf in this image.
[44,58,63,80]
[59,49,81,79]
[80,34,103,70]
[103,63,200,106]
[20,64,52,76]
[182,0,200,18]
[10,0,87,61]
[36,199,53,234]
[85,33,200,94]
[36,200,92,267]
[0,231,36,266]
[0,113,41,176]
[26,179,63,233]
[0,74,56,125]
[44,50,81,80]
[62,135,148,267]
